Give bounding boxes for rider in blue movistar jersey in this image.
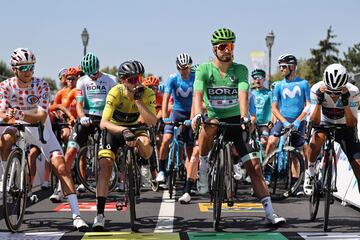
[157,53,195,185]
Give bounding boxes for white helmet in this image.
[10,48,36,67]
[323,63,348,91]
[176,53,192,68]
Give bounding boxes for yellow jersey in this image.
[102,84,156,126]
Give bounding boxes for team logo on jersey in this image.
[207,87,238,96]
[42,92,49,100]
[282,86,301,99]
[27,95,40,104]
[176,87,193,98]
[11,94,17,102]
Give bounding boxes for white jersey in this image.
[76,73,117,116]
[310,81,359,124]
[0,77,62,161]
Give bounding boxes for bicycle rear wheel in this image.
[126,149,137,231]
[76,145,118,193]
[324,154,333,232]
[3,149,27,232]
[263,148,304,200]
[213,148,225,231]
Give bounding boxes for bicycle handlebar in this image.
[0,122,47,144]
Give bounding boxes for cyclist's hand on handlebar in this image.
[122,129,136,141]
[183,119,191,126]
[282,121,291,128]
[80,116,92,126]
[162,118,172,124]
[191,113,203,132]
[6,108,25,121]
[240,117,250,131]
[293,120,301,130]
[68,117,76,126]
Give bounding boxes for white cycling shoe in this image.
[303,170,314,196]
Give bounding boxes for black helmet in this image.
[118,60,145,78]
[278,54,297,65]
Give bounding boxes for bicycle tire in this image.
[224,144,234,206]
[309,174,321,221]
[324,151,333,232]
[50,168,58,192]
[126,149,136,231]
[76,145,118,193]
[263,147,305,200]
[3,149,27,232]
[213,148,225,231]
[168,146,176,199]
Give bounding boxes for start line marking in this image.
[53,202,126,212]
[198,202,264,213]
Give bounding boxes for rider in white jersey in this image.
[0,48,88,231]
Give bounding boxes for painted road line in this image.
[82,232,180,240]
[299,232,360,239]
[198,202,264,213]
[53,202,126,212]
[188,232,288,240]
[154,190,175,233]
[0,231,64,240]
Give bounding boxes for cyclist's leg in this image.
[27,145,41,189]
[265,120,282,156]
[136,133,153,160]
[0,127,17,162]
[158,133,172,180]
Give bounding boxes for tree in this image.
[307,26,341,83]
[341,43,360,73]
[0,60,14,81]
[43,77,58,91]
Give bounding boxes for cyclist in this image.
[265,54,310,194]
[156,53,195,183]
[50,52,117,201]
[304,63,360,195]
[0,48,88,231]
[192,28,285,225]
[95,60,157,231]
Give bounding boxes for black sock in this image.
[185,180,194,194]
[291,177,298,186]
[97,196,107,216]
[159,160,167,172]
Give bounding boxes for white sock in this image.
[67,194,81,219]
[260,196,274,216]
[199,155,208,174]
[57,180,62,192]
[308,163,316,176]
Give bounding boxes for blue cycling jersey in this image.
[249,92,256,117]
[252,88,272,124]
[272,77,310,118]
[164,72,194,112]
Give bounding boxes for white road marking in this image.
[154,189,176,233]
[0,232,64,240]
[299,232,360,239]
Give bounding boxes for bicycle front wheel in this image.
[309,173,321,221]
[168,146,176,199]
[3,149,27,232]
[263,148,304,200]
[126,149,137,231]
[324,154,333,232]
[213,148,225,231]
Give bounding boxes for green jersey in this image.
[193,62,249,119]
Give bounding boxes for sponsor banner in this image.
[198,202,264,213]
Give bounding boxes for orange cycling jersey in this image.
[49,87,77,118]
[155,90,173,114]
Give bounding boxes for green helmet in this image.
[81,52,99,76]
[251,68,266,79]
[211,28,236,45]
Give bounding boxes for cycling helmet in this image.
[117,60,145,78]
[191,64,199,73]
[176,53,192,68]
[10,48,36,66]
[64,67,78,77]
[251,68,266,79]
[58,67,67,80]
[323,63,348,91]
[81,52,99,76]
[278,54,297,65]
[143,75,160,86]
[211,28,236,45]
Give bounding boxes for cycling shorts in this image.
[270,117,306,148]
[164,110,194,147]
[68,115,101,149]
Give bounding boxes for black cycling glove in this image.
[122,129,136,141]
[341,91,350,106]
[133,86,145,100]
[315,88,325,105]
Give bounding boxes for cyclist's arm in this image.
[296,100,311,121]
[309,88,321,125]
[161,93,171,119]
[344,104,357,127]
[53,105,76,123]
[135,99,157,126]
[193,91,203,117]
[272,102,287,123]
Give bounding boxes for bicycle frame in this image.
[167,124,184,173]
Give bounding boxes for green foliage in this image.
[43,77,58,91]
[0,61,14,81]
[341,43,360,73]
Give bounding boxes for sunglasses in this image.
[16,64,35,72]
[126,75,142,84]
[88,71,99,78]
[216,43,234,51]
[253,76,264,80]
[279,64,291,69]
[66,77,76,81]
[177,65,190,71]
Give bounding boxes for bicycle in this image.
[1,122,46,232]
[262,125,305,200]
[75,118,119,194]
[163,120,191,199]
[309,124,343,232]
[196,119,245,231]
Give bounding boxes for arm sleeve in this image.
[349,89,360,118]
[0,84,9,112]
[164,75,174,94]
[305,81,311,101]
[309,85,318,114]
[193,65,206,93]
[102,86,119,121]
[38,81,49,112]
[144,89,156,116]
[76,80,84,102]
[272,83,281,103]
[238,66,250,91]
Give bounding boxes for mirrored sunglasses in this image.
[17,64,35,72]
[279,64,291,69]
[216,43,234,51]
[66,77,76,81]
[126,75,142,84]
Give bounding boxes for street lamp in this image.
[265,30,275,84]
[81,28,89,56]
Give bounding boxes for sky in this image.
[1,0,359,87]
